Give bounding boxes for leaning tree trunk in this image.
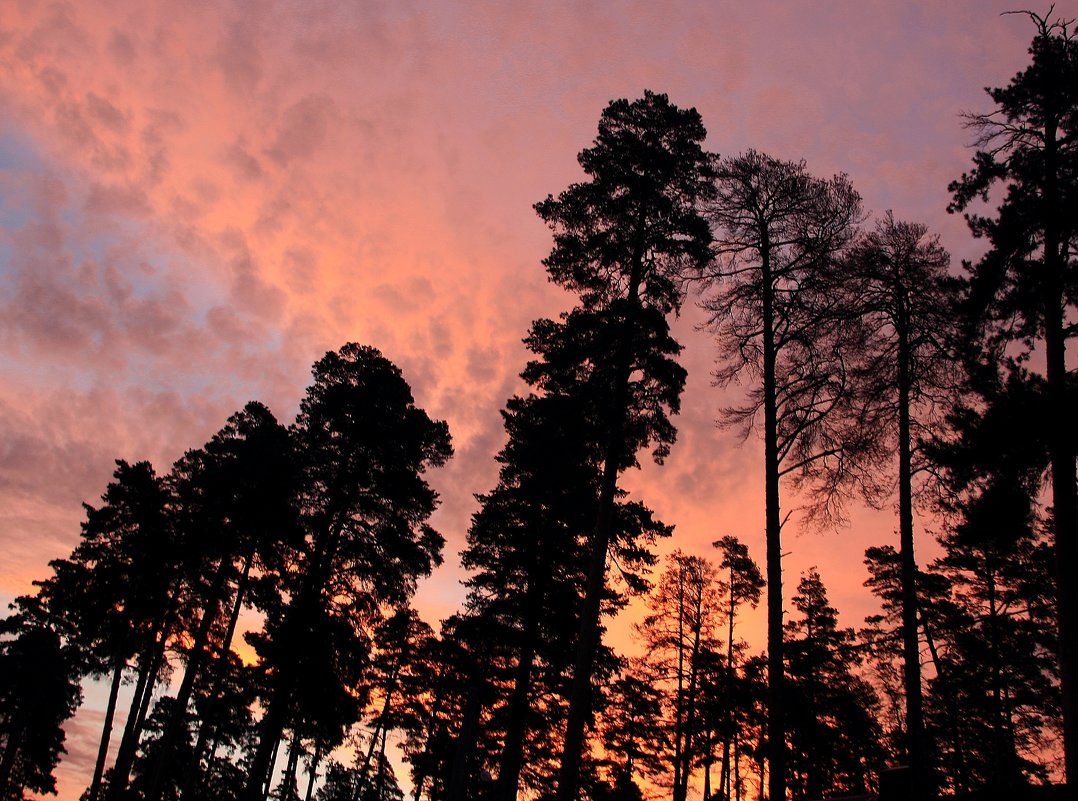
[494,572,543,801]
[87,657,125,801]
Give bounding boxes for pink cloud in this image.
[1,1,1070,795]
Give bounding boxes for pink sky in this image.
[1,1,1071,797]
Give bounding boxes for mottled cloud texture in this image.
[0,1,1067,795]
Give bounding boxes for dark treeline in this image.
[1,11,1074,801]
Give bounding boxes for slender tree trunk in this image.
[411,660,452,801]
[185,554,253,801]
[263,734,282,801]
[557,259,644,801]
[720,579,737,800]
[246,527,342,801]
[761,239,786,801]
[733,730,742,801]
[283,733,301,798]
[447,687,482,801]
[921,608,967,792]
[676,600,705,801]
[897,313,928,794]
[673,567,687,800]
[106,628,170,801]
[494,604,540,801]
[87,658,124,801]
[304,744,322,801]
[145,559,231,801]
[356,672,398,796]
[1040,116,1078,783]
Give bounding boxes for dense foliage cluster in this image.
[1,13,1074,801]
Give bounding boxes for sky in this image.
[1,1,1073,797]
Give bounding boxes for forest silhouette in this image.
[1,11,1075,801]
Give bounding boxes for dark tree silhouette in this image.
[597,661,667,797]
[696,151,866,801]
[144,401,298,801]
[923,363,1062,790]
[0,618,81,800]
[784,569,883,800]
[843,212,958,792]
[948,10,1078,778]
[531,90,715,801]
[462,390,668,801]
[637,551,723,801]
[28,460,180,801]
[243,344,451,800]
[712,535,763,801]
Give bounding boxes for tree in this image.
[461,390,668,801]
[697,151,866,801]
[637,551,723,801]
[784,569,883,799]
[243,344,452,800]
[711,536,763,801]
[843,212,957,791]
[948,11,1078,777]
[27,459,181,801]
[530,90,716,801]
[0,618,81,800]
[597,661,667,796]
[144,401,298,801]
[922,363,1062,790]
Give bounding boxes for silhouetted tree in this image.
[784,569,883,800]
[459,384,670,800]
[0,617,81,800]
[842,212,958,791]
[597,661,666,795]
[243,344,452,800]
[696,151,866,801]
[353,609,436,792]
[861,544,958,779]
[711,536,763,801]
[28,459,180,801]
[637,551,723,801]
[531,89,716,801]
[948,10,1078,777]
[145,402,298,801]
[923,363,1062,790]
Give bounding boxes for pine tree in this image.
[244,344,451,800]
[784,569,883,799]
[948,11,1078,776]
[528,90,716,801]
[696,151,866,801]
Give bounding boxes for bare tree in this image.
[693,150,870,801]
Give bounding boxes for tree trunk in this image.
[1040,115,1078,782]
[106,626,170,801]
[87,657,124,801]
[720,577,737,801]
[676,595,705,801]
[304,743,322,801]
[761,237,786,801]
[494,596,541,801]
[557,258,644,801]
[897,311,928,794]
[145,558,231,801]
[447,686,482,801]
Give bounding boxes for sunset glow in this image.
[1,2,1072,798]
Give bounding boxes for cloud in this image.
[0,2,1064,795]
